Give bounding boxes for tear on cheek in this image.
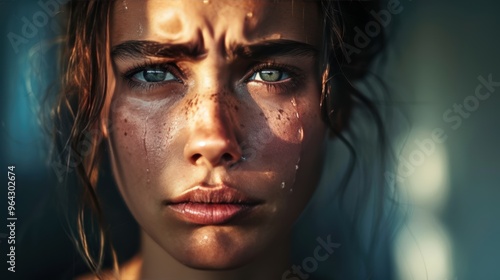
[254,97,304,193]
[261,103,304,145]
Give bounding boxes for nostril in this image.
[221,153,234,163]
[191,154,202,163]
[185,139,242,167]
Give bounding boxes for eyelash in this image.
[122,61,302,93]
[245,63,301,93]
[122,61,183,91]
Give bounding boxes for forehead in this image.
[111,0,322,48]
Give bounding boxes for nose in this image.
[183,93,242,168]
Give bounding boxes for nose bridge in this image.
[192,55,232,133]
[195,89,232,135]
[184,59,241,167]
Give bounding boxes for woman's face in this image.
[107,0,327,269]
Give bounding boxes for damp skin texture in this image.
[106,0,327,278]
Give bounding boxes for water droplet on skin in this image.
[143,109,152,185]
[203,0,210,4]
[122,0,128,10]
[288,95,303,193]
[246,12,253,18]
[281,182,286,189]
[137,23,143,36]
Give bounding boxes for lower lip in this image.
[167,203,254,225]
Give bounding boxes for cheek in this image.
[253,88,326,198]
[108,97,183,199]
[108,104,149,214]
[142,108,184,172]
[247,108,302,161]
[235,98,305,196]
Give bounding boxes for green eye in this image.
[133,69,177,83]
[250,69,290,82]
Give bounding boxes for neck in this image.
[127,230,291,280]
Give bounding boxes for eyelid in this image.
[250,70,290,82]
[120,61,186,92]
[120,59,186,94]
[243,63,300,83]
[241,62,304,95]
[123,62,183,81]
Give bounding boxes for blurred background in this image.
[0,0,499,279]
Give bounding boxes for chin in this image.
[176,250,253,271]
[167,235,258,270]
[160,225,267,270]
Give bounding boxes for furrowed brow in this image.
[230,39,319,60]
[111,40,206,60]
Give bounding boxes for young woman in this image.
[53,0,393,279]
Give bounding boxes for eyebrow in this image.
[111,40,206,60]
[111,39,318,61]
[230,39,318,60]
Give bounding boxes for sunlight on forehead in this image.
[112,0,321,49]
[156,9,183,36]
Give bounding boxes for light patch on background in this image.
[405,136,450,211]
[394,128,454,279]
[394,214,454,280]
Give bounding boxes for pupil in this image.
[144,70,166,82]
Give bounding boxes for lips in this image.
[165,185,262,225]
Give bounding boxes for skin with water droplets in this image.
[285,95,304,193]
[106,0,327,278]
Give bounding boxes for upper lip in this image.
[166,185,262,205]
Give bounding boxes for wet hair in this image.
[51,0,393,278]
